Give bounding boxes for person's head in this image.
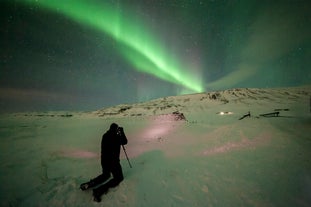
[110,123,119,132]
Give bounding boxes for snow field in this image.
[0,86,310,206]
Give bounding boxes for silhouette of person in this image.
[80,123,128,202]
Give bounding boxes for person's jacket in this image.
[101,128,127,164]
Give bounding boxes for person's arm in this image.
[119,127,128,145]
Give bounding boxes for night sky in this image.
[1,0,310,112]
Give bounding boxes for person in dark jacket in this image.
[80,123,128,202]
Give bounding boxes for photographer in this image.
[80,123,128,202]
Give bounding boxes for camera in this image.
[117,127,123,135]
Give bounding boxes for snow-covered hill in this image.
[93,86,310,121]
[0,86,310,206]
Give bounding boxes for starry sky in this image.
[1,0,310,112]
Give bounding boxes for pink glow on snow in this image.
[143,124,171,140]
[202,131,271,156]
[139,114,184,141]
[59,149,98,158]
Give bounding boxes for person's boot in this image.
[93,185,109,202]
[93,188,102,202]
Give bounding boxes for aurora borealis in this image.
[1,0,311,112]
[16,0,203,93]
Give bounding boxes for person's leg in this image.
[92,162,124,202]
[108,162,124,187]
[80,169,110,191]
[90,171,110,186]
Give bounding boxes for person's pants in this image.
[91,162,124,195]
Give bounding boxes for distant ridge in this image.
[93,86,311,118]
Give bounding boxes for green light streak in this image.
[19,0,203,92]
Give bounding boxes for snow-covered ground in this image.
[0,86,310,206]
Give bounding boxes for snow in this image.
[0,86,311,206]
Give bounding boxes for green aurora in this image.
[2,0,310,112]
[18,0,203,93]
